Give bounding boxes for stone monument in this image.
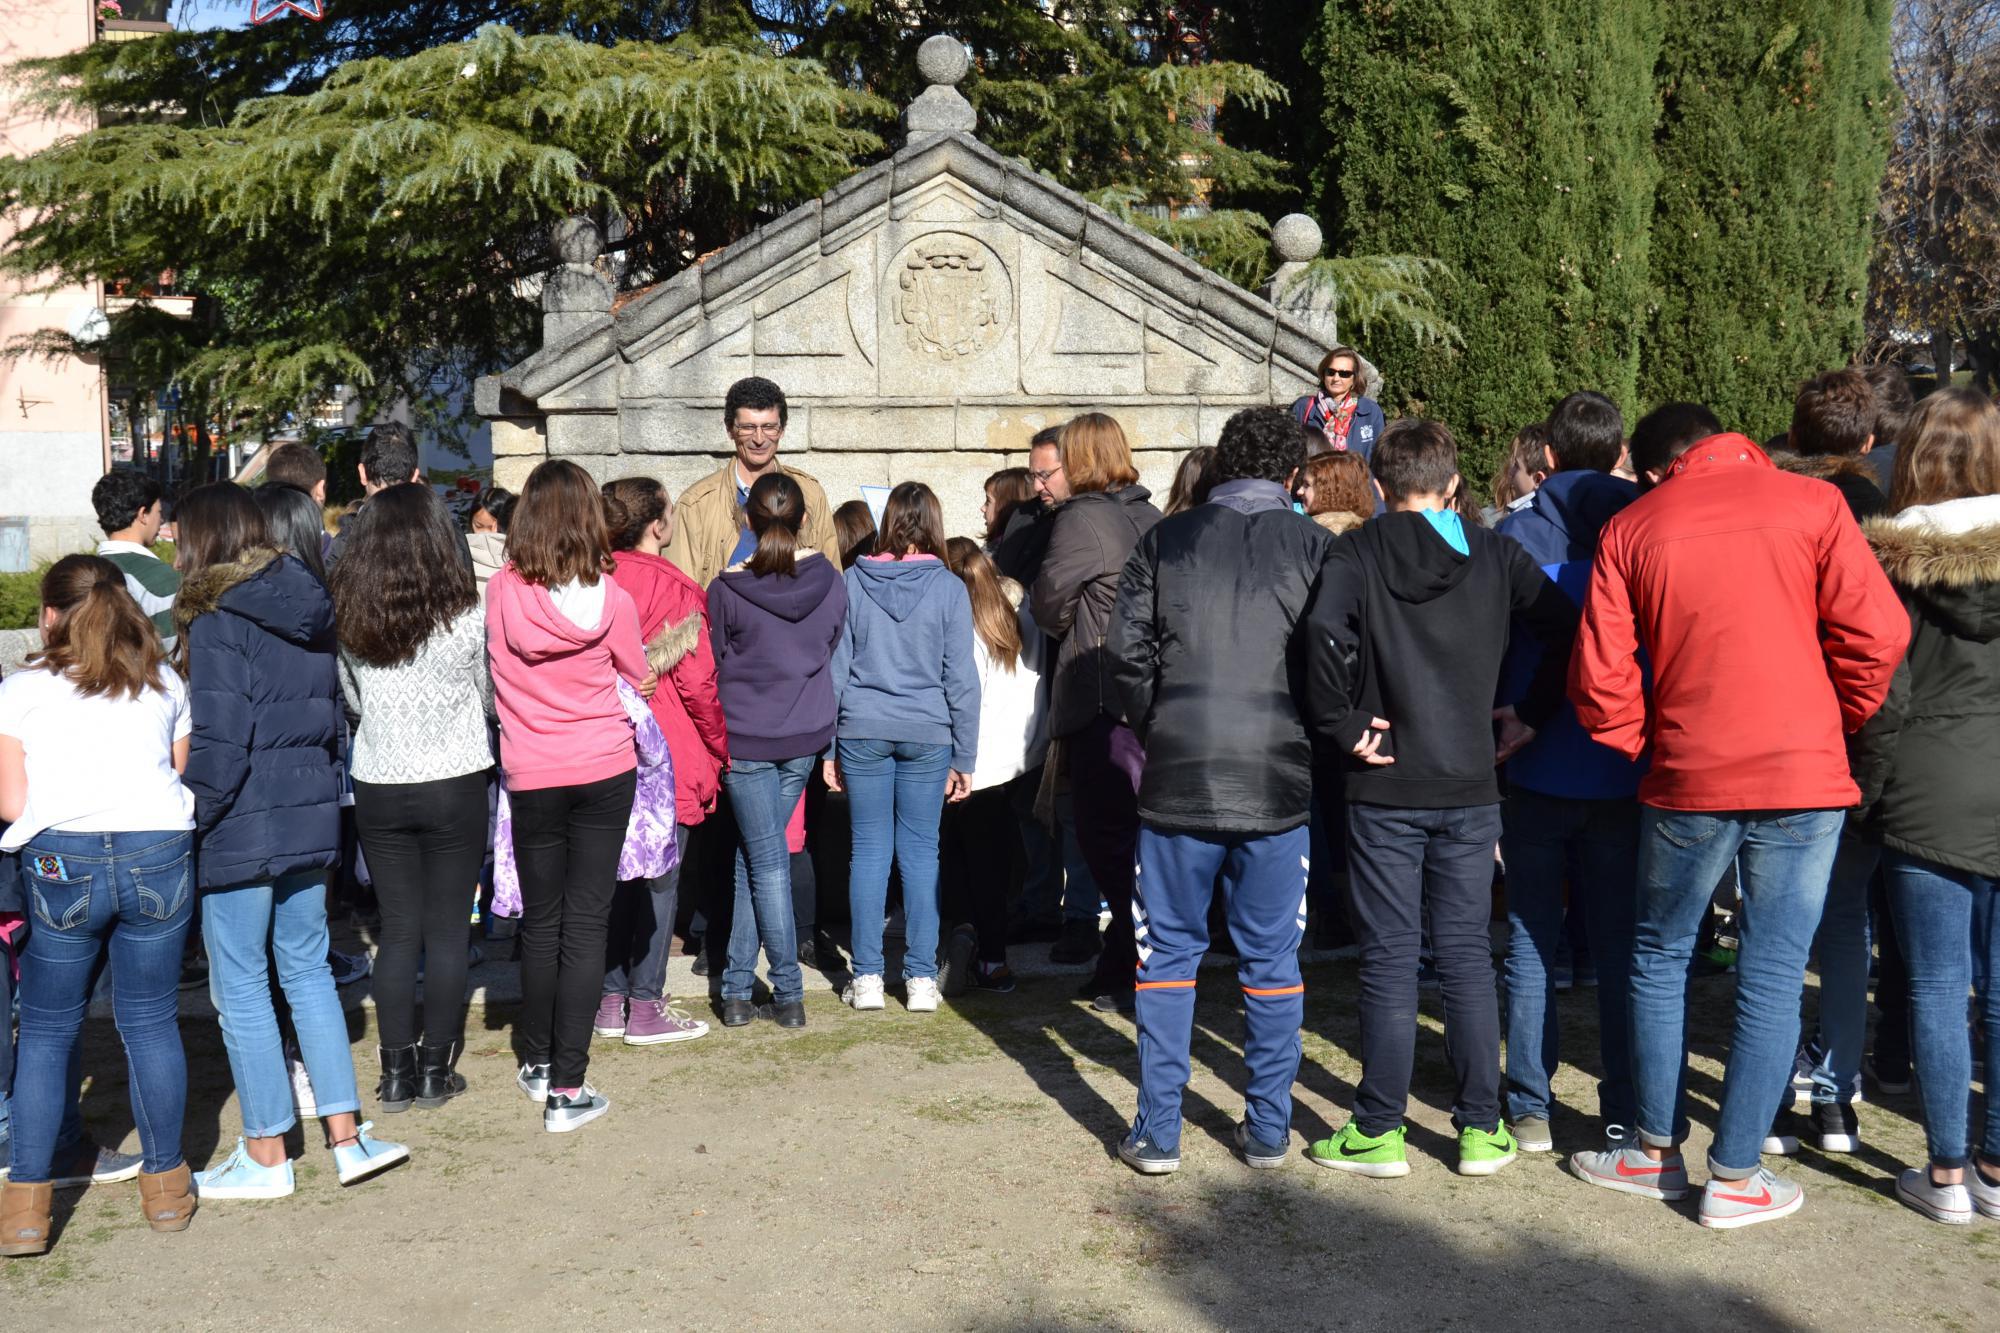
[476,35,1338,533]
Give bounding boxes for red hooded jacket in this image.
[1569,436,1909,811]
[609,551,729,826]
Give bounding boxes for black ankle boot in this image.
[414,1039,467,1109]
[377,1044,418,1113]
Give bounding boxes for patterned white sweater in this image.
[338,606,494,784]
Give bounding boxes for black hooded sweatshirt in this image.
[1306,511,1579,808]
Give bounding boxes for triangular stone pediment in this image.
[492,130,1324,422]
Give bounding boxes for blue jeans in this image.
[1132,824,1309,1151]
[1807,833,1878,1106]
[1630,808,1843,1176]
[10,831,193,1182]
[722,759,811,1005]
[841,739,950,982]
[205,869,360,1138]
[1500,790,1641,1128]
[1885,851,2000,1170]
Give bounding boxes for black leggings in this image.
[511,770,637,1089]
[940,786,1016,965]
[354,770,491,1048]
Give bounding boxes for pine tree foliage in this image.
[1,23,884,422]
[1642,2,1897,438]
[1311,1,1665,481]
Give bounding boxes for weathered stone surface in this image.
[812,406,954,453]
[877,225,1018,398]
[544,264,613,314]
[553,216,602,265]
[545,412,620,456]
[491,417,546,458]
[915,34,969,87]
[954,404,1068,455]
[1271,213,1322,264]
[903,85,975,139]
[493,455,538,491]
[892,450,1005,534]
[620,403,727,455]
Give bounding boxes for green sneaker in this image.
[1457,1124,1518,1177]
[1307,1123,1409,1178]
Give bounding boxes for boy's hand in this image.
[1493,706,1537,763]
[1352,716,1394,766]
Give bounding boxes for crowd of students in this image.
[0,347,1996,1254]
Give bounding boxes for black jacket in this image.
[1771,451,1889,523]
[175,549,344,891]
[1032,484,1162,738]
[1306,512,1578,808]
[991,499,1055,585]
[1109,480,1333,834]
[1852,505,2000,877]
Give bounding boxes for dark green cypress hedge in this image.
[1642,2,1896,440]
[1311,2,1664,483]
[1312,2,1893,482]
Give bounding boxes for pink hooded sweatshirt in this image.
[487,565,650,792]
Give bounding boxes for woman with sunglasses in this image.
[1291,347,1386,461]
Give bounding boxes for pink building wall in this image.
[0,0,111,561]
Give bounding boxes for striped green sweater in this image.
[96,541,180,645]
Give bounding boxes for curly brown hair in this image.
[329,483,479,666]
[1302,451,1373,524]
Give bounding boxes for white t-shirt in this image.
[0,665,195,851]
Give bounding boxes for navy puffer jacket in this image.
[175,549,342,891]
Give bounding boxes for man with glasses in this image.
[665,376,842,587]
[1289,347,1386,461]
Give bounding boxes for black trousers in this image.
[940,786,1016,964]
[511,770,637,1088]
[354,770,491,1049]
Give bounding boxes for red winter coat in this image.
[1569,436,1908,812]
[610,551,729,826]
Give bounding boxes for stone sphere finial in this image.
[553,216,602,265]
[1271,213,1323,265]
[916,34,970,88]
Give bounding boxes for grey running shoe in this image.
[1698,1168,1803,1230]
[1117,1134,1180,1176]
[49,1140,142,1188]
[1234,1121,1288,1169]
[516,1062,551,1103]
[1509,1116,1554,1154]
[1568,1145,1689,1201]
[544,1086,611,1134]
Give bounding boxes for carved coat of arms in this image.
[895,234,1005,361]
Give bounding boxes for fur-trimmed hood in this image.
[1313,509,1366,535]
[1866,497,2000,643]
[645,611,702,677]
[172,547,333,649]
[1770,450,1880,484]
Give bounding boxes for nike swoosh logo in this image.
[1615,1160,1667,1178]
[1713,1186,1773,1207]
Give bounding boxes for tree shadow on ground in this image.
[967,1172,1818,1332]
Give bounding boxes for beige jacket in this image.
[663,459,842,588]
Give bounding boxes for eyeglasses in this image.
[731,423,783,440]
[1324,368,1357,380]
[1030,464,1064,483]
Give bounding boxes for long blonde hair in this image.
[945,537,1021,673]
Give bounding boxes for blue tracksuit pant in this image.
[1130,823,1309,1152]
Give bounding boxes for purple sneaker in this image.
[624,998,710,1046]
[592,994,627,1039]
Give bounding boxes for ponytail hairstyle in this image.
[873,481,947,559]
[601,476,669,553]
[743,472,806,577]
[945,537,1021,673]
[28,554,168,700]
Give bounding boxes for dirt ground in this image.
[4,956,1996,1332]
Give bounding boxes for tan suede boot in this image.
[0,1180,55,1256]
[137,1163,196,1233]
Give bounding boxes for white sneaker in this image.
[288,1054,319,1119]
[193,1140,296,1200]
[906,977,940,1013]
[1967,1165,2000,1220]
[843,974,886,1011]
[1897,1168,1973,1225]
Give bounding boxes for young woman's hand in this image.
[822,757,843,793]
[638,669,659,699]
[945,769,972,803]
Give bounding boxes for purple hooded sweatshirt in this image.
[705,551,847,761]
